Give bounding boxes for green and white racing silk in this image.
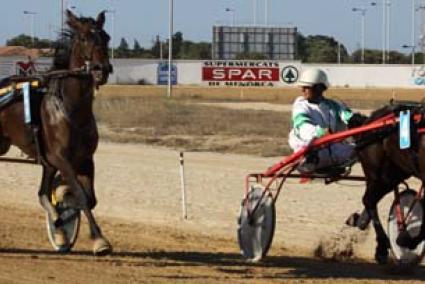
[288,96,353,151]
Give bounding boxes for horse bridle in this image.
[74,29,113,75]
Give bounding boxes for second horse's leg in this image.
[362,179,400,265]
[78,159,112,256]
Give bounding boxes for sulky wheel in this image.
[237,184,276,262]
[46,175,81,252]
[387,189,425,266]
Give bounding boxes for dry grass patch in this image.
[94,96,292,156]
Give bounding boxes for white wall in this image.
[2,57,424,88]
[109,59,425,88]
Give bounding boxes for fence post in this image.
[179,152,187,220]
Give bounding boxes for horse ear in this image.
[96,10,106,29]
[66,9,82,31]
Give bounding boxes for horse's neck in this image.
[47,73,94,124]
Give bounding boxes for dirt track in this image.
[0,142,424,283]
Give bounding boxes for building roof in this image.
[0,46,53,58]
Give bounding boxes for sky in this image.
[0,0,422,54]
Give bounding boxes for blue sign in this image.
[157,62,177,85]
[414,77,425,85]
[399,110,411,149]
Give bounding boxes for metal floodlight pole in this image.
[61,0,68,32]
[371,1,386,64]
[265,0,268,26]
[412,0,416,66]
[23,11,37,47]
[361,10,365,63]
[352,7,367,64]
[337,41,341,64]
[160,37,163,60]
[225,8,235,26]
[111,11,115,60]
[402,44,416,69]
[383,0,386,63]
[61,0,64,32]
[253,0,257,25]
[106,9,116,60]
[387,0,391,63]
[416,5,425,65]
[168,0,173,98]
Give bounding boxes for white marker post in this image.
[179,152,187,219]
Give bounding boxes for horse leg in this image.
[368,207,390,264]
[38,164,58,222]
[78,159,112,256]
[346,208,371,230]
[38,164,70,249]
[83,209,112,256]
[46,153,89,210]
[362,182,394,265]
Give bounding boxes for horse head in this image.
[66,9,113,86]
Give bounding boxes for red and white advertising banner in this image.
[203,67,279,81]
[202,61,280,87]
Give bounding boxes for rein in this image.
[6,65,93,89]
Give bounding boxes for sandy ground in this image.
[0,141,423,283]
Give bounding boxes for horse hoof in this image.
[345,213,359,227]
[396,230,422,250]
[346,212,370,230]
[54,229,70,252]
[93,237,112,256]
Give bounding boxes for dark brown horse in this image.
[347,105,425,264]
[0,10,113,255]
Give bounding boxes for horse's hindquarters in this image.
[0,102,37,157]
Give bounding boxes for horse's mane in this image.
[348,103,404,129]
[51,30,73,70]
[366,102,425,124]
[52,16,99,71]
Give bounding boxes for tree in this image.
[387,51,409,64]
[194,42,211,59]
[115,37,130,58]
[178,41,211,59]
[6,34,54,49]
[7,34,34,47]
[351,49,409,64]
[151,35,162,58]
[351,49,382,64]
[173,31,183,58]
[303,35,345,63]
[296,33,307,61]
[133,39,144,57]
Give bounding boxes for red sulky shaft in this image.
[263,113,400,177]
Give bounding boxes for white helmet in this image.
[297,68,329,88]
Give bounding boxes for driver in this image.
[288,68,356,173]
